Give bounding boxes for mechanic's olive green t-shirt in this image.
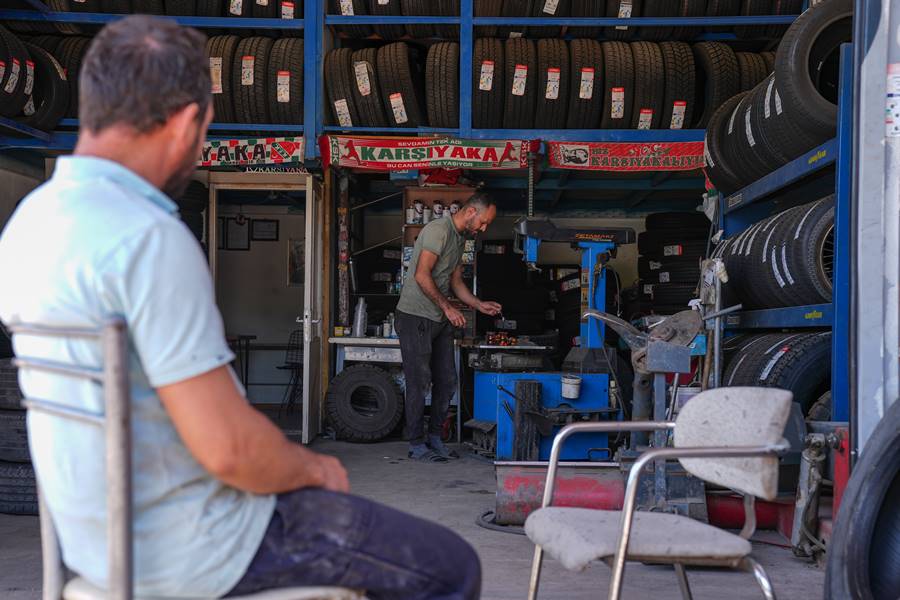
[398,217,465,322]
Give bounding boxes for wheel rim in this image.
[349,385,382,418]
[817,224,835,293]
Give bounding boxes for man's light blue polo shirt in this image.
[0,157,275,597]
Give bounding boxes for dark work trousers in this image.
[226,488,482,600]
[395,310,457,446]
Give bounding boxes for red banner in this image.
[547,141,706,171]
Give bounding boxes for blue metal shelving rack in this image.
[718,45,853,421]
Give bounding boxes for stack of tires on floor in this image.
[704,0,852,194]
[0,326,35,516]
[637,212,709,315]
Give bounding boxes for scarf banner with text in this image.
[320,136,536,170]
[547,141,706,171]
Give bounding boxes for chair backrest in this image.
[674,387,792,501]
[285,329,303,365]
[9,318,133,600]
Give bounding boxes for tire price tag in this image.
[354,61,372,96]
[379,0,390,4]
[637,108,653,130]
[744,108,756,146]
[389,92,408,124]
[256,0,268,5]
[0,62,5,86]
[281,1,294,18]
[579,67,594,100]
[545,67,560,100]
[4,59,20,94]
[649,260,661,270]
[241,55,254,86]
[23,96,35,116]
[478,60,495,91]
[340,0,354,15]
[644,284,654,296]
[663,244,683,257]
[24,60,34,96]
[542,0,559,14]
[277,70,290,103]
[229,0,242,15]
[334,98,353,127]
[209,57,223,94]
[509,31,524,38]
[611,86,625,119]
[616,0,632,30]
[670,100,686,129]
[659,271,671,283]
[512,64,528,97]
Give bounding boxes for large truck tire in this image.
[325,364,403,442]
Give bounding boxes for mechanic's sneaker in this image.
[409,443,448,463]
[427,435,460,459]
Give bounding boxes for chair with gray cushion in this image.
[10,318,366,600]
[525,386,792,600]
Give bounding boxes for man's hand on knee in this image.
[311,454,350,493]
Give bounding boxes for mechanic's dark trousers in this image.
[227,489,482,600]
[395,310,457,446]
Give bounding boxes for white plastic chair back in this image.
[674,387,792,500]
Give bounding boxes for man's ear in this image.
[166,103,202,145]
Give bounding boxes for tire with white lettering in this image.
[568,0,603,38]
[759,332,831,412]
[766,0,802,39]
[629,41,663,129]
[498,0,529,40]
[165,0,198,14]
[426,42,459,128]
[474,0,502,37]
[377,42,427,127]
[638,229,707,257]
[0,361,21,412]
[604,0,642,41]
[692,41,738,127]
[400,0,433,39]
[368,0,405,39]
[326,48,360,127]
[734,0,769,39]
[670,0,705,41]
[534,38,568,129]
[599,40,633,129]
[528,0,568,38]
[641,0,678,41]
[502,37,537,129]
[325,364,403,442]
[722,332,799,386]
[232,37,272,123]
[703,91,745,195]
[0,461,36,516]
[0,27,31,118]
[206,35,238,123]
[782,195,835,304]
[742,77,790,175]
[752,73,823,165]
[18,43,69,132]
[736,52,768,92]
[744,204,807,307]
[659,42,695,130]
[330,0,371,38]
[268,38,304,124]
[55,36,91,119]
[565,39,601,129]
[726,87,773,184]
[705,0,740,33]
[350,47,386,127]
[472,38,504,128]
[133,0,167,13]
[0,411,28,463]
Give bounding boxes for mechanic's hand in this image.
[477,300,503,316]
[314,454,350,493]
[444,305,467,328]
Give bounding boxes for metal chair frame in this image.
[526,421,787,600]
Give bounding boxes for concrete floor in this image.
[0,440,825,599]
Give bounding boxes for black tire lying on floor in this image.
[18,43,69,132]
[368,0,406,39]
[600,40,633,129]
[0,461,36,516]
[659,41,695,130]
[472,38,504,129]
[350,47,387,128]
[206,35,239,124]
[566,39,602,130]
[0,410,29,464]
[325,364,403,442]
[232,37,273,123]
[0,27,32,119]
[692,41,738,128]
[629,41,664,129]
[325,48,360,127]
[534,38,569,130]
[426,42,460,129]
[502,37,536,129]
[377,42,427,127]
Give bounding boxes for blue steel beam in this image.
[0,116,52,142]
[724,304,834,329]
[0,10,304,29]
[21,0,49,12]
[303,0,320,160]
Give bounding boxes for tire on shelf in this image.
[725,87,776,185]
[350,47,386,127]
[325,48,360,127]
[703,91,745,195]
[19,43,69,133]
[599,40,633,129]
[68,0,103,11]
[252,0,278,18]
[692,41,739,128]
[0,461,37,516]
[641,0,679,41]
[528,0,568,39]
[133,0,167,13]
[232,36,273,123]
[659,41,695,131]
[0,360,22,411]
[435,0,460,39]
[629,41,664,129]
[604,0,642,41]
[704,0,740,33]
[330,0,372,38]
[498,0,529,40]
[534,38,569,129]
[782,195,835,304]
[472,37,505,129]
[637,256,701,285]
[426,42,460,129]
[368,0,406,40]
[670,0,706,41]
[377,42,427,127]
[268,38,304,124]
[325,364,404,442]
[101,0,133,12]
[644,211,709,231]
[568,0,603,38]
[741,204,807,307]
[400,0,433,39]
[735,51,768,92]
[165,0,198,15]
[28,36,64,56]
[55,36,91,120]
[766,0,802,40]
[502,37,537,129]
[206,35,239,124]
[760,50,775,73]
[649,283,697,308]
[565,38,602,130]
[44,0,82,35]
[0,410,27,464]
[474,0,503,37]
[734,0,770,39]
[753,73,826,166]
[758,331,831,412]
[0,27,32,119]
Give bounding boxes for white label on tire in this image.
[23,96,34,116]
[638,108,652,130]
[744,108,755,146]
[229,0,243,15]
[340,0,354,15]
[774,89,783,115]
[663,244,682,257]
[727,103,739,134]
[256,0,268,5]
[543,0,559,14]
[4,59,20,94]
[512,64,528,97]
[659,271,670,283]
[335,98,353,126]
[611,87,625,119]
[670,100,686,129]
[764,77,775,118]
[616,0,632,29]
[759,347,789,381]
[281,1,294,18]
[579,67,594,99]
[479,60,495,91]
[23,60,34,96]
[649,260,662,270]
[277,70,290,102]
[354,61,372,96]
[0,62,5,86]
[241,55,254,85]
[210,57,223,94]
[644,284,654,295]
[390,92,408,124]
[546,67,561,100]
[509,31,524,38]
[379,0,389,4]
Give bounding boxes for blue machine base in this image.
[474,371,613,461]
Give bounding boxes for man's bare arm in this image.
[450,265,479,309]
[157,365,348,495]
[414,250,454,313]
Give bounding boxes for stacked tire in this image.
[710,196,834,309]
[637,211,709,315]
[0,358,36,517]
[1,26,70,132]
[705,0,853,194]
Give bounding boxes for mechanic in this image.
[0,16,480,600]
[396,193,502,462]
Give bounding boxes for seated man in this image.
[0,16,480,600]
